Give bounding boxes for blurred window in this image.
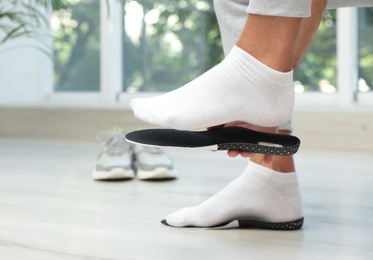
[50,2,373,99]
[358,7,373,93]
[294,10,337,94]
[52,0,100,92]
[123,0,223,93]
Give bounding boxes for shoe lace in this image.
[96,128,130,156]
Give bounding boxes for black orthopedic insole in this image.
[126,126,301,156]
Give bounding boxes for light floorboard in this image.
[0,139,372,260]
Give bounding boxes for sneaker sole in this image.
[135,165,177,180]
[92,168,135,180]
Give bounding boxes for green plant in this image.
[0,0,66,56]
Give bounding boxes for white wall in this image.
[0,40,53,105]
[0,2,53,105]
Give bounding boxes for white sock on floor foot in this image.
[131,46,294,130]
[165,161,303,227]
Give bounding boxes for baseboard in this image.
[0,107,372,152]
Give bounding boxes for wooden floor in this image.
[0,139,372,260]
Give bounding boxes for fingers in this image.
[240,151,253,158]
[227,150,253,158]
[227,150,240,157]
[208,121,279,159]
[226,150,273,161]
[206,124,225,131]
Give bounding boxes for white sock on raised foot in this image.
[131,46,294,130]
[165,161,303,227]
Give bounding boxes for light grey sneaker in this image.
[132,144,177,180]
[92,129,135,180]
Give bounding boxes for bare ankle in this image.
[251,154,295,173]
[236,14,303,72]
[251,130,296,173]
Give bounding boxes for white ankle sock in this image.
[165,161,303,227]
[131,46,294,130]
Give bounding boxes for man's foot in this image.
[163,161,303,229]
[132,145,177,180]
[131,46,294,130]
[92,129,135,180]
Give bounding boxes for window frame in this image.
[46,3,373,110]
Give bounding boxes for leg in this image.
[252,0,328,173]
[164,0,327,228]
[131,1,311,130]
[236,14,302,72]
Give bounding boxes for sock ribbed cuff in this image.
[230,46,293,88]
